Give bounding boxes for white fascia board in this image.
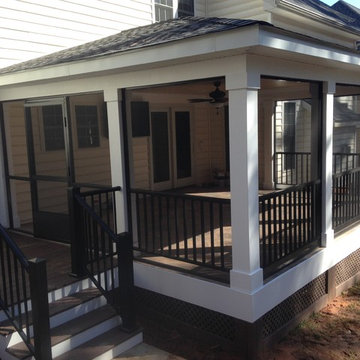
[0,26,260,88]
[259,27,360,68]
[134,261,257,322]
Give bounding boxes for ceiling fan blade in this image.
[213,97,228,103]
[188,98,212,103]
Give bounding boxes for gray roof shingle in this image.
[0,17,268,75]
[332,0,360,28]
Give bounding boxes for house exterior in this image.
[1,0,360,359]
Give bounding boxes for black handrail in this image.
[274,151,311,186]
[259,180,321,271]
[333,168,360,231]
[130,188,231,271]
[70,186,136,331]
[0,224,51,359]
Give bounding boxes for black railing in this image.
[130,189,231,271]
[259,181,320,270]
[274,152,311,186]
[333,153,360,174]
[275,152,360,186]
[0,224,51,359]
[70,187,136,331]
[333,168,360,231]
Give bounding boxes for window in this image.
[283,102,296,169]
[178,0,194,17]
[155,0,173,22]
[42,105,65,151]
[75,105,100,148]
[154,0,194,22]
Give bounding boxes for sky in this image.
[321,0,360,6]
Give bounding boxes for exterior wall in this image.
[69,94,112,186]
[127,89,225,190]
[205,0,270,22]
[3,101,31,226]
[270,11,358,50]
[3,94,111,226]
[0,0,153,68]
[209,107,226,179]
[194,0,206,17]
[274,100,311,184]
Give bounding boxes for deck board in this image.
[9,231,76,291]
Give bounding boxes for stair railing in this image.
[69,186,136,331]
[0,224,51,360]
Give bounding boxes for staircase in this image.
[0,277,142,360]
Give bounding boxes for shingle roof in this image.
[0,17,269,75]
[334,99,360,124]
[281,0,360,31]
[332,0,360,29]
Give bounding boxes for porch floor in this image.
[10,231,77,291]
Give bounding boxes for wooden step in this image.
[7,305,121,359]
[54,326,143,360]
[0,288,101,336]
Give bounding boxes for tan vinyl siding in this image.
[258,103,265,188]
[0,0,153,67]
[3,101,32,225]
[205,0,268,20]
[194,0,206,16]
[194,104,211,185]
[132,137,151,188]
[70,93,112,186]
[3,101,28,177]
[3,94,112,223]
[210,107,225,175]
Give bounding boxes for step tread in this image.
[0,287,101,335]
[7,304,119,359]
[54,326,142,360]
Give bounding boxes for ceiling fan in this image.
[188,80,228,104]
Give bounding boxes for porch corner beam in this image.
[104,88,127,234]
[226,72,263,293]
[321,81,335,247]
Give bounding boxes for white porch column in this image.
[321,81,335,247]
[0,105,9,227]
[226,72,263,293]
[104,88,127,234]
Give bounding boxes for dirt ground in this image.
[139,283,360,360]
[266,284,360,360]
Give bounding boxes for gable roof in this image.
[280,0,360,32]
[334,98,360,125]
[0,17,268,75]
[332,0,360,28]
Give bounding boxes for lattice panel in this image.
[262,273,326,337]
[135,288,237,341]
[335,248,360,286]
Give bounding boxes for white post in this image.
[104,88,127,234]
[0,105,9,227]
[226,72,263,293]
[321,81,335,246]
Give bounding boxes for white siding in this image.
[0,0,153,67]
